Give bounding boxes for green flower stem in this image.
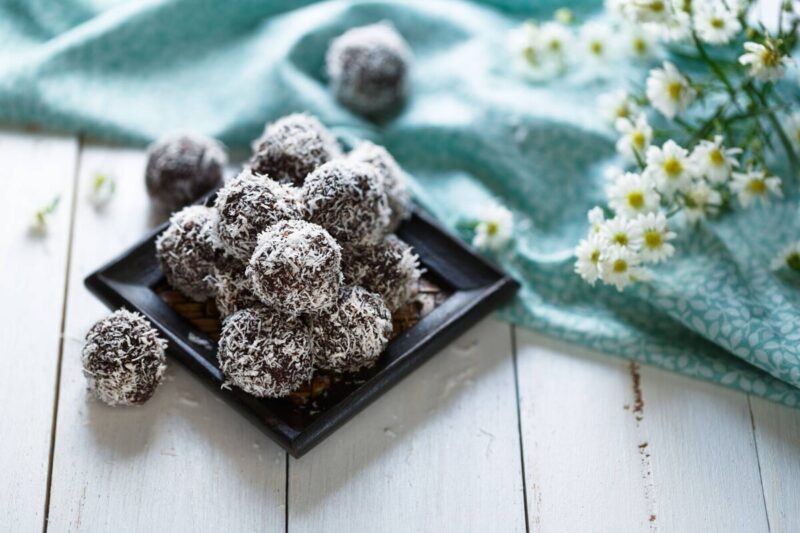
[691,32,744,112]
[746,82,799,176]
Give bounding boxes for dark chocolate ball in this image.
[82,309,167,406]
[311,286,392,373]
[343,234,422,312]
[145,133,227,212]
[217,307,313,397]
[213,169,302,261]
[155,205,221,302]
[247,219,342,314]
[302,159,391,245]
[250,113,342,187]
[326,22,412,115]
[347,140,411,230]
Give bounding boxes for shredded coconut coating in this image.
[347,140,411,231]
[213,169,302,260]
[326,21,412,115]
[156,205,222,302]
[302,159,391,245]
[207,257,261,319]
[250,113,342,187]
[217,307,313,397]
[247,219,343,315]
[343,234,422,312]
[145,132,227,212]
[311,286,392,373]
[82,309,168,406]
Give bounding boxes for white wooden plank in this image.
[0,131,78,531]
[515,328,653,532]
[639,365,769,533]
[288,319,526,533]
[750,396,800,533]
[46,145,286,533]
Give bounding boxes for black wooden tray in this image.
[85,207,518,457]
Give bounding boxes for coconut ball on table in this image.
[343,234,423,312]
[145,133,227,212]
[311,286,393,373]
[302,159,391,246]
[326,21,412,116]
[213,169,302,261]
[217,307,314,398]
[207,256,261,320]
[247,219,343,315]
[82,309,168,406]
[250,113,342,187]
[347,140,411,230]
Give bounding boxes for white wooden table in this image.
[3,129,799,533]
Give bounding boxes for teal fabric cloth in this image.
[2,0,799,407]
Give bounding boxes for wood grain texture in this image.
[0,131,78,531]
[639,366,769,533]
[515,328,654,532]
[287,318,526,533]
[45,145,286,533]
[750,397,800,533]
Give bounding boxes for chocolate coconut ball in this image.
[145,133,227,212]
[311,286,393,373]
[326,21,412,116]
[302,159,391,245]
[82,309,167,406]
[343,234,422,312]
[247,219,342,314]
[250,113,342,187]
[213,169,302,261]
[347,140,411,230]
[208,259,261,319]
[217,307,313,397]
[156,205,221,302]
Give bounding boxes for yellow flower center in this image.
[709,148,725,166]
[591,249,601,263]
[663,158,683,177]
[633,37,647,55]
[650,1,665,13]
[644,230,662,249]
[549,39,562,52]
[612,259,629,273]
[486,221,499,236]
[760,47,781,68]
[590,41,603,55]
[632,131,646,149]
[748,179,767,194]
[612,232,629,246]
[667,81,684,100]
[710,17,725,29]
[627,191,645,209]
[523,46,538,66]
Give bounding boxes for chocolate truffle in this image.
[347,140,411,230]
[302,159,391,245]
[156,205,221,302]
[250,113,342,187]
[311,286,392,373]
[145,133,227,212]
[208,258,261,319]
[343,234,422,312]
[82,309,167,406]
[247,219,342,314]
[217,307,313,397]
[213,169,302,260]
[326,22,412,115]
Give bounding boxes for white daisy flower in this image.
[694,1,742,45]
[771,240,800,272]
[599,90,640,124]
[539,21,572,63]
[624,26,659,60]
[689,135,741,184]
[683,180,722,223]
[739,41,788,81]
[615,115,653,162]
[607,172,660,217]
[646,61,696,119]
[588,206,606,233]
[600,245,645,291]
[574,233,606,285]
[600,216,643,250]
[622,0,674,24]
[659,10,692,42]
[510,21,541,68]
[473,203,513,251]
[730,169,783,207]
[580,21,614,62]
[633,212,676,263]
[644,140,694,195]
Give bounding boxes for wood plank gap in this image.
[747,394,773,533]
[510,326,531,533]
[42,135,83,533]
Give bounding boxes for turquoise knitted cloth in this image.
[3,0,799,407]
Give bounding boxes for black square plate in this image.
[85,207,518,457]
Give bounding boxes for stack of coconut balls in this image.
[155,113,421,399]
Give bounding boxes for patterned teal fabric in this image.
[1,0,799,407]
